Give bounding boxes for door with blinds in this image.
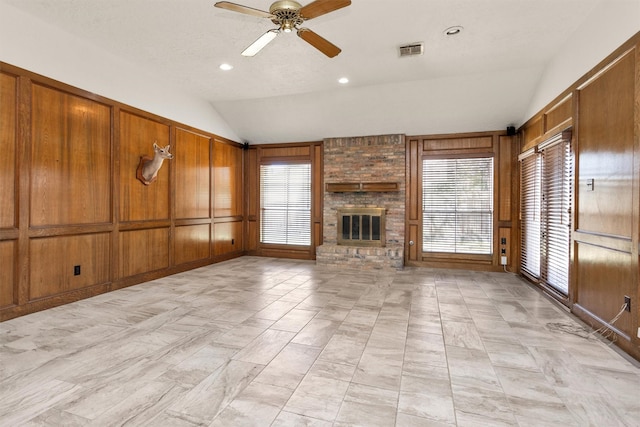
[519,131,573,296]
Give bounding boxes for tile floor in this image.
[0,256,639,426]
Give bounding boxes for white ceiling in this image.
[3,0,605,143]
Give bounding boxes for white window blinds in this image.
[540,136,572,294]
[422,157,494,254]
[519,131,572,295]
[519,150,541,277]
[260,163,311,246]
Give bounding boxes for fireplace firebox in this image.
[337,207,386,247]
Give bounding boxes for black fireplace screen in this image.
[337,208,385,247]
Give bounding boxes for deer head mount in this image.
[136,142,173,185]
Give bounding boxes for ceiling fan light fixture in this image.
[241,29,279,56]
[282,20,294,32]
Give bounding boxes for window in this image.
[422,156,494,254]
[519,131,572,295]
[260,163,311,246]
[520,150,541,277]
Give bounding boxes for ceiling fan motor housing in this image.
[270,0,304,30]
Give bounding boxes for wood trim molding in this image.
[325,182,399,192]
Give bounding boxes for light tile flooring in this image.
[1,257,639,426]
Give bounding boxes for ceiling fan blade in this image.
[297,28,341,58]
[242,29,279,56]
[299,0,351,20]
[214,1,274,19]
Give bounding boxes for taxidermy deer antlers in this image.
[136,142,173,185]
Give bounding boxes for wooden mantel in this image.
[325,182,399,193]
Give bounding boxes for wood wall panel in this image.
[423,136,492,152]
[575,242,633,336]
[405,138,420,262]
[214,221,242,256]
[247,221,258,252]
[119,228,169,278]
[408,224,418,261]
[246,148,258,218]
[174,224,210,265]
[214,140,243,218]
[119,112,170,222]
[29,233,110,300]
[577,49,635,237]
[260,145,310,158]
[245,148,258,252]
[518,33,640,360]
[0,240,16,307]
[175,129,211,219]
[522,116,543,150]
[312,144,323,251]
[30,84,112,226]
[1,61,245,322]
[498,136,513,222]
[0,72,17,229]
[545,94,572,132]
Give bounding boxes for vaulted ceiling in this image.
[1,0,613,143]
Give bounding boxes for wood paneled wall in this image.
[519,32,640,360]
[213,138,243,256]
[405,131,517,271]
[0,62,244,321]
[245,142,323,259]
[0,70,18,309]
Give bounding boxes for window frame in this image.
[518,130,573,298]
[420,152,496,260]
[258,160,313,248]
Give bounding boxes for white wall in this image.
[523,0,640,122]
[0,2,240,142]
[214,65,543,145]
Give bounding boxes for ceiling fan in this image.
[214,0,351,58]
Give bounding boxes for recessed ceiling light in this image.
[444,26,463,36]
[219,63,233,71]
[338,77,349,84]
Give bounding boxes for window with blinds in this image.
[540,136,572,294]
[519,131,572,295]
[260,163,311,246]
[422,157,494,254]
[519,150,541,277]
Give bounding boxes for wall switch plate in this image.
[74,265,81,276]
[637,327,640,339]
[586,178,595,191]
[500,256,507,265]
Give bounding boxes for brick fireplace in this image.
[316,134,405,270]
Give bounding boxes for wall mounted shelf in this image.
[326,182,399,193]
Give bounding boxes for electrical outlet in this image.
[74,265,81,276]
[500,256,507,265]
[624,295,631,312]
[501,237,507,245]
[637,327,640,339]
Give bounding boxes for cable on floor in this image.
[587,302,629,343]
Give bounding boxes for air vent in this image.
[399,43,424,57]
